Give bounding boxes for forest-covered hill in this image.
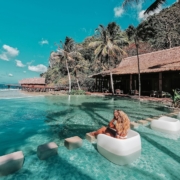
[42,2,180,89]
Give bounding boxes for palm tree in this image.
[126,25,141,98]
[55,37,76,94]
[89,22,127,95]
[123,0,180,14]
[126,24,154,98]
[71,56,89,90]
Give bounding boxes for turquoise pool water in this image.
[0,90,180,180]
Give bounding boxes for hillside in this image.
[42,2,180,89]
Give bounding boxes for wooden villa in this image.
[90,46,180,95]
[19,78,54,92]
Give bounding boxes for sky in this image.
[0,0,176,84]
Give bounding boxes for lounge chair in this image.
[156,91,166,98]
[97,130,141,165]
[150,90,157,97]
[115,89,122,95]
[151,116,180,134]
[130,90,139,95]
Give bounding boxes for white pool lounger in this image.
[97,130,141,165]
[151,116,180,134]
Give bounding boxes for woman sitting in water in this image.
[90,110,130,139]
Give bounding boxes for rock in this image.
[130,122,139,128]
[37,142,58,160]
[137,120,149,126]
[0,151,24,176]
[86,133,96,142]
[64,136,82,150]
[145,118,154,122]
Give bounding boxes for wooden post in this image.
[95,77,97,91]
[101,77,103,92]
[159,72,162,91]
[130,74,132,90]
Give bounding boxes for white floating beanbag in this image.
[97,130,141,165]
[151,116,180,134]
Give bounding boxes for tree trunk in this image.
[135,38,141,99]
[65,59,71,94]
[110,71,114,95]
[108,54,114,96]
[76,78,81,90]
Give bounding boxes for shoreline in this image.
[20,90,68,96]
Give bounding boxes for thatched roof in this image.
[19,78,46,85]
[90,46,180,77]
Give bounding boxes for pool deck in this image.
[88,92,173,107]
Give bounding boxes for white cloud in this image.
[15,60,25,67]
[39,39,49,45]
[28,64,47,73]
[8,73,13,77]
[27,60,34,66]
[138,6,162,20]
[23,71,26,73]
[0,45,19,61]
[114,6,124,17]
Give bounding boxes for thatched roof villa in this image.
[19,78,49,91]
[19,78,46,87]
[90,46,180,95]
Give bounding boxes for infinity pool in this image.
[0,90,180,180]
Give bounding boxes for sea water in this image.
[0,90,180,180]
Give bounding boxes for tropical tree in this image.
[71,56,89,90]
[126,24,154,98]
[123,0,180,14]
[89,22,127,95]
[55,37,77,94]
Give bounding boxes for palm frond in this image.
[122,0,140,8]
[102,46,108,57]
[114,39,129,46]
[113,45,127,57]
[89,41,102,48]
[145,0,166,14]
[94,44,104,56]
[107,40,113,49]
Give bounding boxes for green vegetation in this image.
[172,89,180,108]
[42,3,180,91]
[89,22,127,95]
[69,90,86,95]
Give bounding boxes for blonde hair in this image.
[115,110,130,135]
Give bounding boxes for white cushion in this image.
[97,130,141,165]
[151,116,180,134]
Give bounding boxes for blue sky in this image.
[0,0,176,84]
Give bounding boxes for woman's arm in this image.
[108,119,116,128]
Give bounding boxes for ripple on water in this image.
[0,93,180,180]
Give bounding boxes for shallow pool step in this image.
[64,136,82,150]
[37,142,58,160]
[137,120,149,126]
[0,151,24,177]
[169,112,178,115]
[145,118,154,122]
[86,133,96,143]
[130,122,139,128]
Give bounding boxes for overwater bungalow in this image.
[19,78,54,92]
[90,46,180,96]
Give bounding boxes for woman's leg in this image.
[90,126,106,136]
[105,128,116,137]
